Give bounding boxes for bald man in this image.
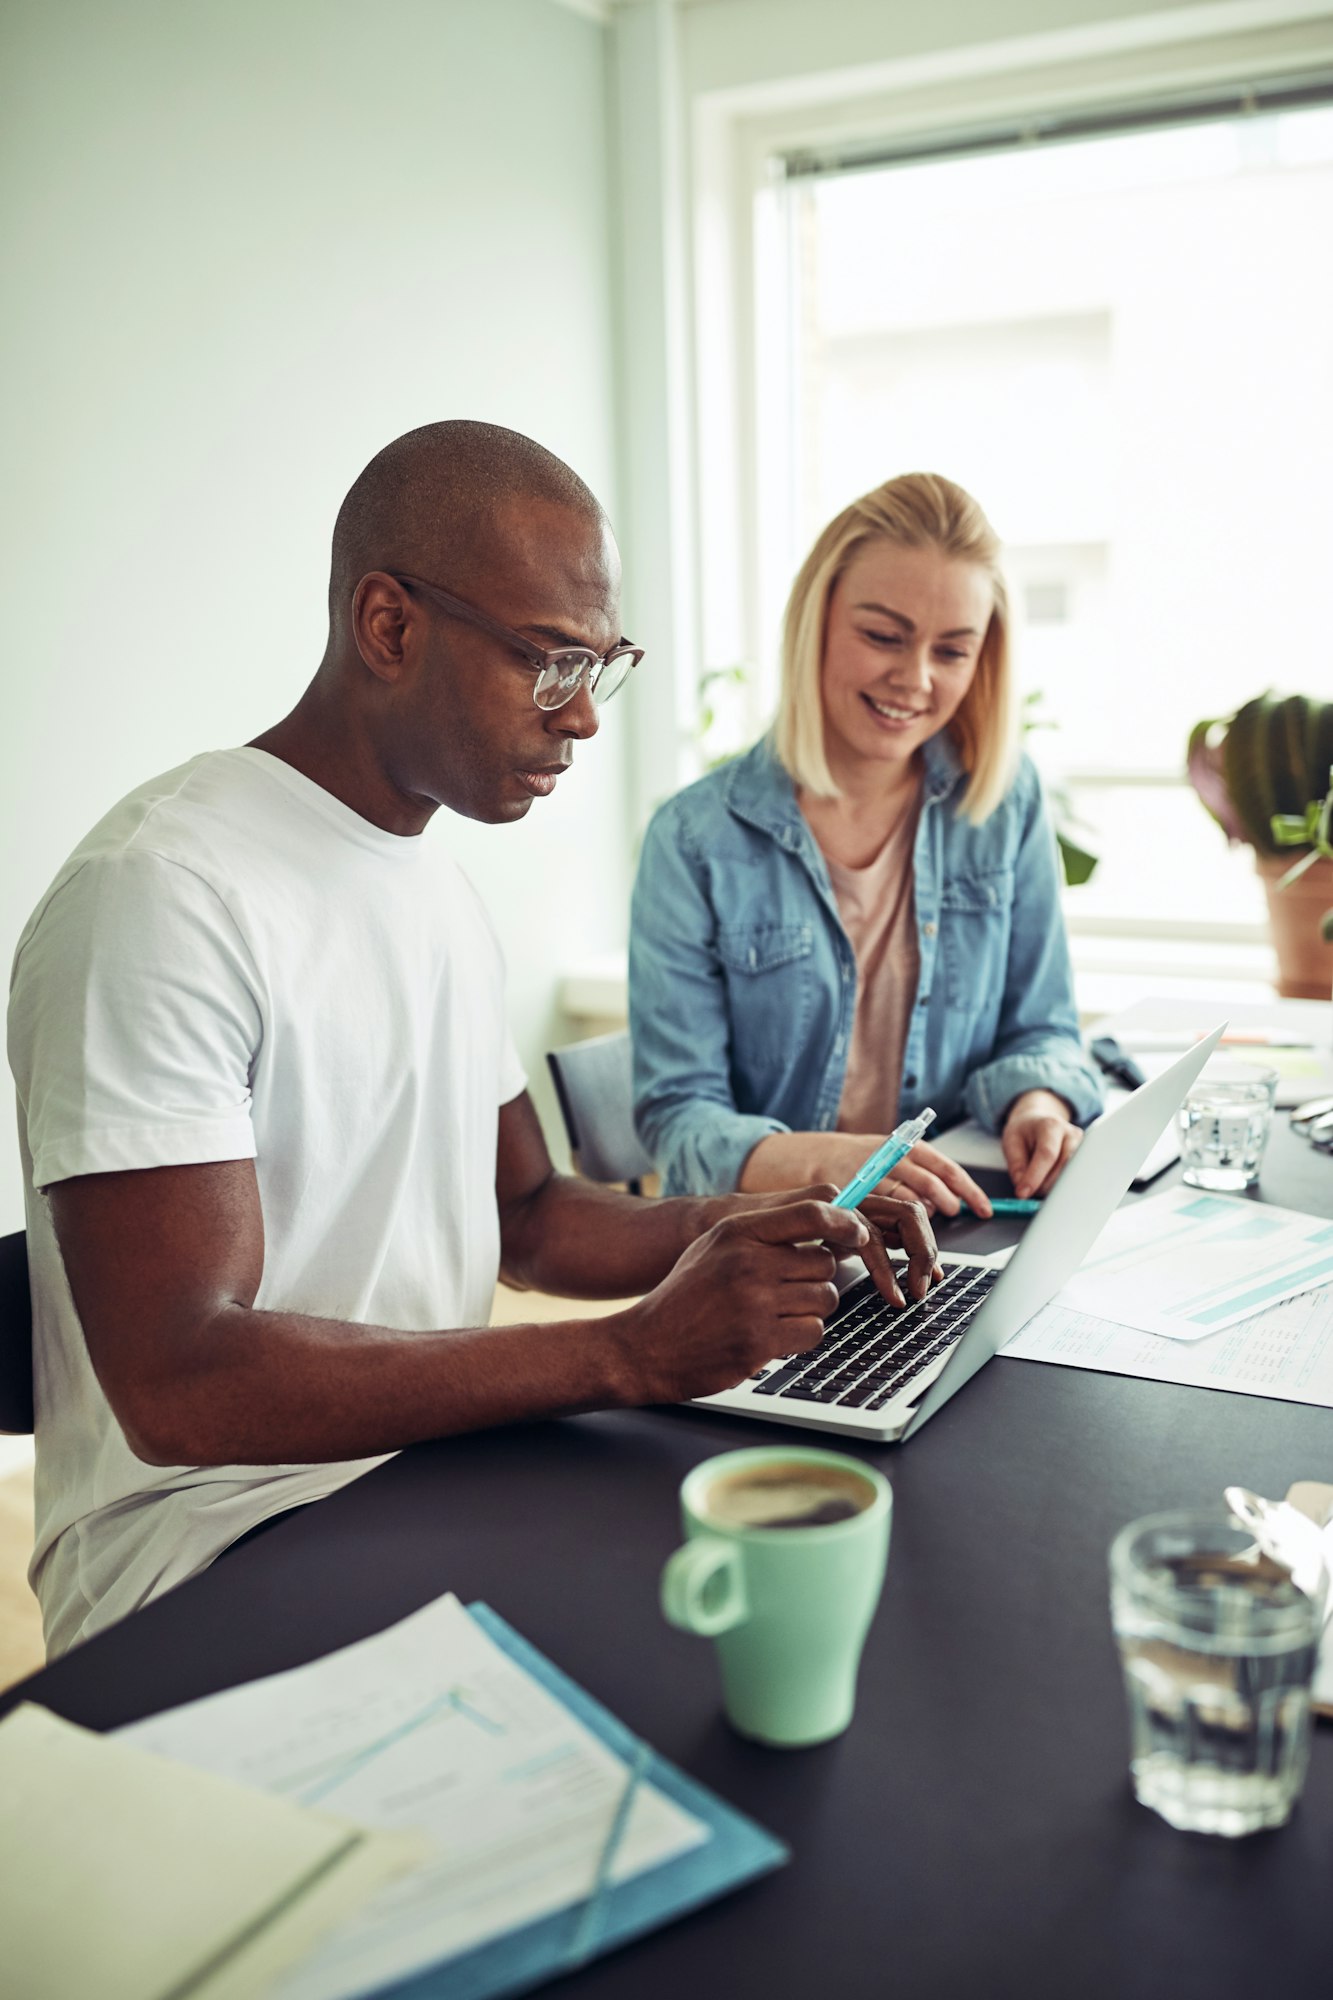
[8,421,937,1656]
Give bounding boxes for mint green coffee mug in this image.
[661,1446,892,1747]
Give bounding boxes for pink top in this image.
[819,798,922,1137]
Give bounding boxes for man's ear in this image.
[352,573,417,684]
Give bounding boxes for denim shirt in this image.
[628,733,1102,1196]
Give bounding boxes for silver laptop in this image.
[695,1025,1225,1443]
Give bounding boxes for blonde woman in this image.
[628,472,1101,1214]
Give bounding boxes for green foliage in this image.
[1056,831,1098,887]
[1187,693,1333,857]
[697,664,750,773]
[1270,768,1333,942]
[1021,689,1098,888]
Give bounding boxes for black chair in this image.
[0,1232,33,1434]
[546,1031,654,1195]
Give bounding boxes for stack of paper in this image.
[117,1592,786,2000]
[0,1703,419,2000]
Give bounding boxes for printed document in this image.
[117,1593,708,2000]
[1001,1279,1333,1410]
[1056,1185,1333,1341]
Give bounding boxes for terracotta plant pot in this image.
[1255,853,1333,999]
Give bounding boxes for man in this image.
[8,421,938,1657]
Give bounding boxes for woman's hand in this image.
[1001,1089,1082,1197]
[740,1130,991,1219]
[879,1140,992,1220]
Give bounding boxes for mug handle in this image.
[660,1536,748,1636]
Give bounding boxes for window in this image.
[737,93,1333,991]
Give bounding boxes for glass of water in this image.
[1178,1060,1278,1191]
[1110,1507,1326,1835]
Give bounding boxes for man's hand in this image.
[1001,1089,1082,1198]
[855,1187,944,1304]
[718,1181,941,1306]
[608,1197,873,1404]
[609,1185,943,1404]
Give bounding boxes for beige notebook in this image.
[0,1703,421,2000]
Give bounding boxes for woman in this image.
[628,471,1102,1214]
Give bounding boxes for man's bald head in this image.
[328,420,606,624]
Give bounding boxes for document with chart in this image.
[1001,1276,1333,1410]
[1053,1186,1333,1342]
[116,1593,781,2000]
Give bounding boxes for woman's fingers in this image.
[880,1142,990,1219]
[1032,1122,1082,1197]
[1004,1115,1081,1198]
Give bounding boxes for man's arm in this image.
[47,1151,881,1470]
[496,1092,942,1302]
[495,1091,720,1296]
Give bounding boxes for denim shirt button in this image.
[922,921,937,938]
[904,1074,918,1089]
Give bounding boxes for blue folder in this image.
[377,1601,789,2000]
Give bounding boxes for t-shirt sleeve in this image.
[8,850,263,1189]
[498,1023,526,1107]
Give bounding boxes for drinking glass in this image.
[1178,1060,1278,1191]
[1109,1507,1326,1835]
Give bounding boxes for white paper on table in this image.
[1094,996,1333,1109]
[117,1594,708,2000]
[1055,1185,1333,1342]
[1000,1277,1333,1410]
[930,1121,1007,1171]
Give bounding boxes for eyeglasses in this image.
[388,572,643,712]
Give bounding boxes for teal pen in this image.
[968,1196,1043,1215]
[833,1107,937,1209]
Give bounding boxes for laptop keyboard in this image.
[747,1264,1001,1413]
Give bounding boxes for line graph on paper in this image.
[279,1684,507,1808]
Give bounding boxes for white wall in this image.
[0,0,628,1230]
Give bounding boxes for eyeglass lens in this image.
[533,649,637,712]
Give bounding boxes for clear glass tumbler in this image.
[1178,1060,1278,1191]
[1109,1507,1326,1835]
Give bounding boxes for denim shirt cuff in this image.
[964,1050,1104,1135]
[661,1111,791,1197]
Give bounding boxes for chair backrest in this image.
[546,1031,654,1191]
[0,1231,33,1434]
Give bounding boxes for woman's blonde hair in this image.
[773,471,1017,823]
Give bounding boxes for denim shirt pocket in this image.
[716,921,817,1065]
[937,867,1014,1012]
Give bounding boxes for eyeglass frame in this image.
[385,571,643,711]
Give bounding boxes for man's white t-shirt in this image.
[7,748,525,1657]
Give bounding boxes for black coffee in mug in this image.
[703,1460,876,1531]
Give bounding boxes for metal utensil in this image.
[1291,1095,1333,1129]
[1225,1485,1331,1614]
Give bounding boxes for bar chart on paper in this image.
[1053,1187,1333,1342]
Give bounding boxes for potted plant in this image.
[1187,692,1333,998]
[1272,772,1333,941]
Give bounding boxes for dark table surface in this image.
[7,1122,1333,2000]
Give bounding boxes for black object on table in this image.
[5,1124,1332,2000]
[1090,1034,1150,1093]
